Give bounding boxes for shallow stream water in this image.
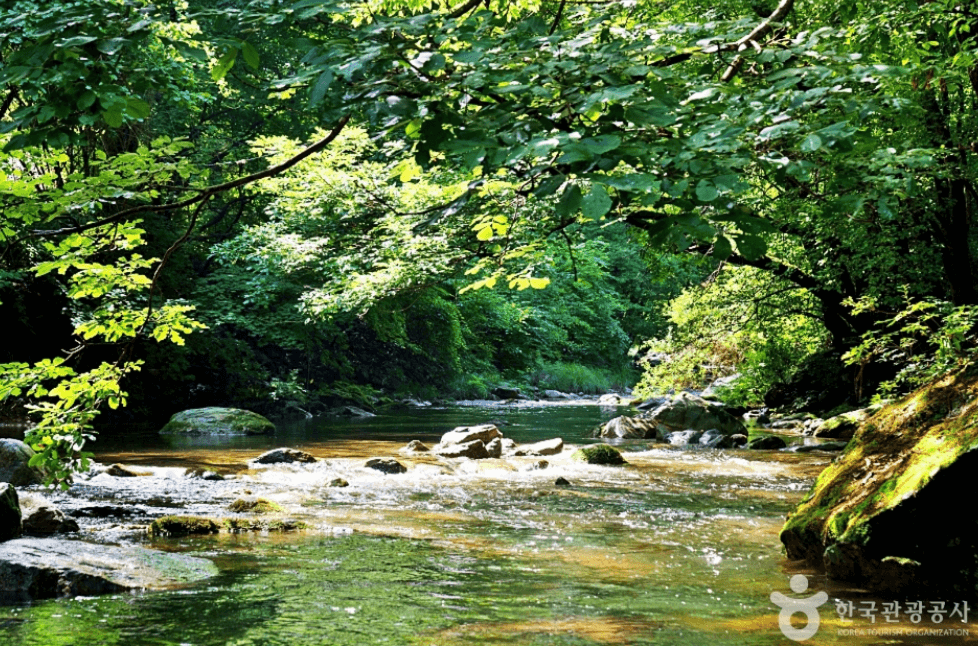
[2,402,975,645]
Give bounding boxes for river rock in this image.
[596,393,624,405]
[571,445,627,465]
[699,429,736,448]
[485,437,503,458]
[106,463,151,477]
[365,458,407,474]
[809,406,879,440]
[597,416,659,439]
[543,390,575,400]
[0,484,21,542]
[0,538,217,603]
[434,440,490,459]
[492,387,523,400]
[513,438,563,457]
[554,477,571,486]
[780,369,978,595]
[439,424,502,446]
[746,435,787,450]
[666,430,702,446]
[330,405,376,418]
[0,439,41,486]
[634,396,671,411]
[252,448,316,464]
[159,407,275,436]
[400,440,430,454]
[641,393,747,439]
[19,495,78,536]
[743,409,771,425]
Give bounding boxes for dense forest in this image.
[2,0,978,484]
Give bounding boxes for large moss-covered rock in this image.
[781,368,978,595]
[0,484,21,542]
[159,407,275,436]
[0,439,41,486]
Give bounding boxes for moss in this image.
[781,367,978,593]
[228,498,283,513]
[571,444,627,465]
[148,516,221,537]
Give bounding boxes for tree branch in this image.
[720,0,795,82]
[30,114,352,239]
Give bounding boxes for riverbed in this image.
[2,401,975,645]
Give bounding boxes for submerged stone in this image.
[159,407,275,436]
[780,368,978,596]
[571,444,627,466]
[0,538,217,604]
[0,439,41,486]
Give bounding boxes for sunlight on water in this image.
[3,403,975,645]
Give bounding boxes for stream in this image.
[2,401,975,645]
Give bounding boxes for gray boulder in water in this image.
[0,538,217,604]
[597,416,659,439]
[159,407,275,436]
[0,439,41,486]
[19,495,78,536]
[599,394,746,440]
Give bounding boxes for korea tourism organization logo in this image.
[771,575,972,641]
[770,574,828,641]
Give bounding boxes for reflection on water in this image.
[2,403,974,645]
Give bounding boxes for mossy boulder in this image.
[148,516,221,537]
[159,407,275,436]
[571,444,627,465]
[228,498,283,514]
[781,368,978,595]
[0,483,21,542]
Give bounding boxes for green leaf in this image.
[103,108,124,128]
[712,236,732,259]
[242,42,261,70]
[695,181,719,202]
[556,184,582,217]
[211,48,238,81]
[309,69,334,105]
[800,134,823,153]
[581,183,612,219]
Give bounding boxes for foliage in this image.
[843,294,978,402]
[635,265,826,405]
